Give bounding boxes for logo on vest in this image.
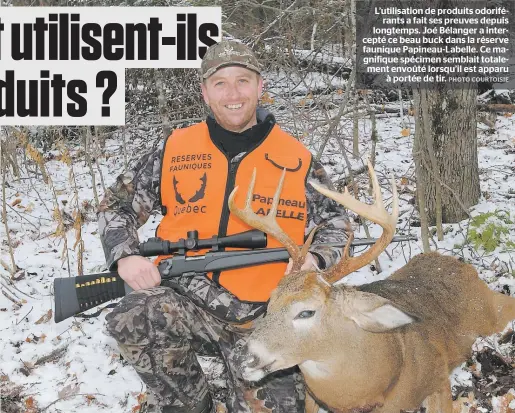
[252,193,305,221]
[172,173,208,216]
[169,153,212,172]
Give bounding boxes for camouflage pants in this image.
[105,286,305,413]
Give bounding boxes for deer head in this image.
[229,161,405,383]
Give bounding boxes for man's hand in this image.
[117,256,161,290]
[284,252,319,275]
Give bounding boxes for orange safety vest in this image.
[158,121,312,302]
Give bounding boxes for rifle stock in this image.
[54,272,133,323]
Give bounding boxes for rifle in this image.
[53,230,417,323]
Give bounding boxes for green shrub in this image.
[467,210,514,253]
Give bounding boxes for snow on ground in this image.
[0,108,514,412]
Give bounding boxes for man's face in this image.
[201,66,263,133]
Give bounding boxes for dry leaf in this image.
[132,405,142,413]
[25,396,35,408]
[400,177,409,186]
[243,388,273,413]
[260,92,275,105]
[21,360,34,372]
[336,89,343,95]
[0,374,9,382]
[495,392,515,413]
[60,152,72,166]
[137,393,147,404]
[503,112,512,118]
[58,383,80,399]
[35,309,53,325]
[11,198,22,207]
[40,333,47,343]
[215,401,228,413]
[452,391,476,413]
[85,394,96,405]
[400,128,410,137]
[25,202,34,213]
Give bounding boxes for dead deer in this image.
[228,162,515,413]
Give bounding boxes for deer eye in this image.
[295,310,316,319]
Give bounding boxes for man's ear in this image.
[346,291,417,333]
[257,75,263,98]
[200,81,210,105]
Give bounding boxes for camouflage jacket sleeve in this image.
[305,159,350,270]
[98,142,164,270]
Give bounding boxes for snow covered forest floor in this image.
[1,92,515,412]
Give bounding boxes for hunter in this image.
[99,39,349,413]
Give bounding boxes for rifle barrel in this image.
[322,235,418,247]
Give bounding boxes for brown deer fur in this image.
[237,252,515,413]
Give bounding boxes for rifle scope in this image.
[139,229,267,256]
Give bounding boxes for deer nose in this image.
[233,343,260,369]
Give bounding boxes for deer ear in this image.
[348,291,416,333]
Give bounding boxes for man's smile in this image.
[225,103,243,110]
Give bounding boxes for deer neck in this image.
[298,290,405,411]
[299,330,403,412]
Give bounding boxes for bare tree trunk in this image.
[154,69,171,140]
[362,93,378,169]
[1,157,17,275]
[83,127,99,207]
[67,148,84,277]
[412,114,431,253]
[345,0,356,59]
[121,125,129,170]
[417,89,443,240]
[353,92,359,159]
[1,132,20,179]
[90,127,107,195]
[411,0,480,226]
[413,85,479,225]
[310,11,317,51]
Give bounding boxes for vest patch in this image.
[169,153,213,172]
[255,207,305,221]
[173,204,208,217]
[252,193,306,209]
[173,173,207,204]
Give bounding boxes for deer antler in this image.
[309,161,398,283]
[228,168,309,272]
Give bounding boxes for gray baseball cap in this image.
[201,40,261,79]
